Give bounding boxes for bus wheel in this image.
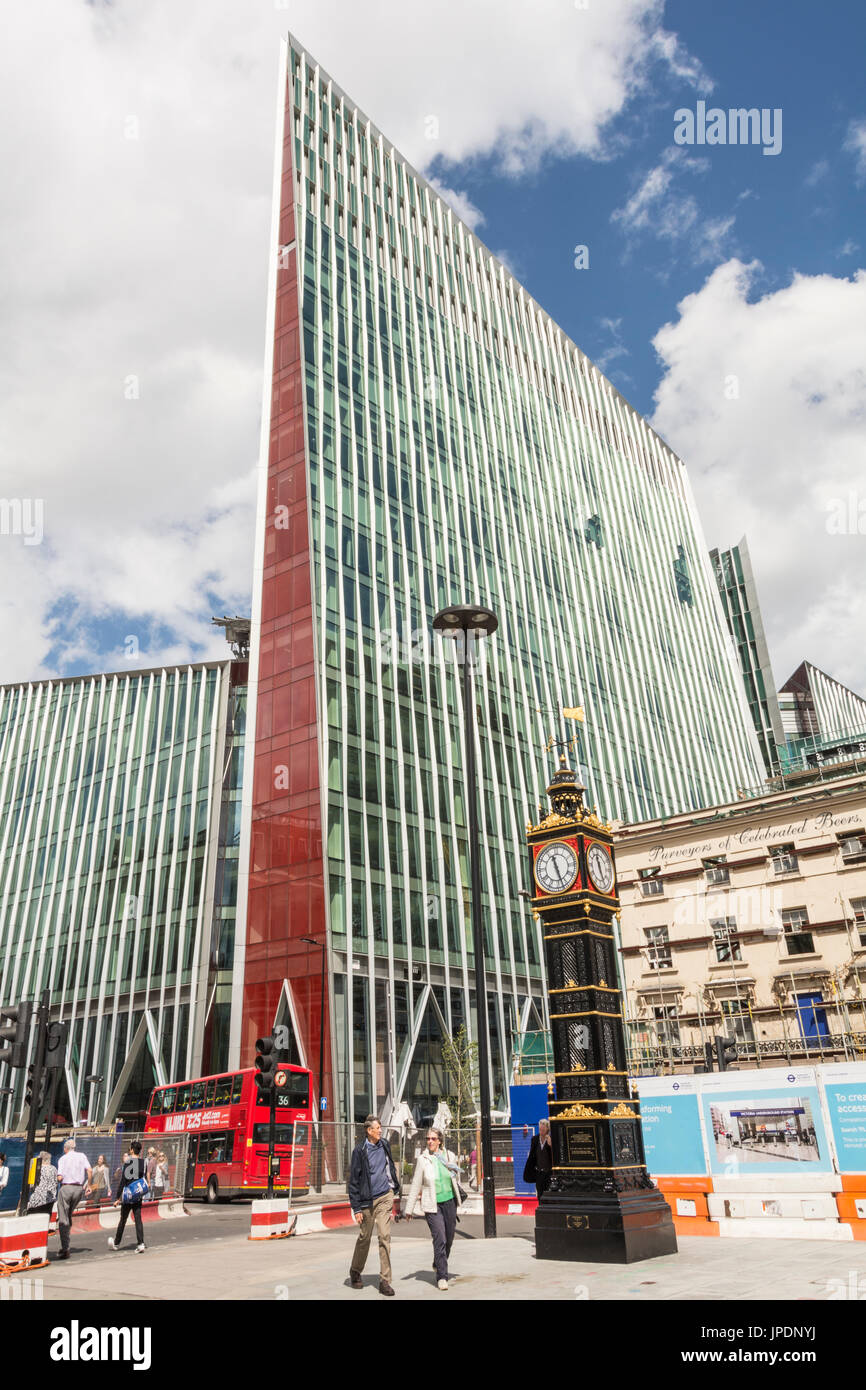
[206,1177,219,1205]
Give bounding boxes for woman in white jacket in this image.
[402,1127,462,1290]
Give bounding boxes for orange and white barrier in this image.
[0,1213,51,1266]
[249,1198,296,1240]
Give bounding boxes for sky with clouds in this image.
[1,0,864,699]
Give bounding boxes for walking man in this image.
[55,1138,92,1260]
[347,1116,400,1296]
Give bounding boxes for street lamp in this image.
[301,937,326,1193]
[84,1074,104,1130]
[433,604,498,1239]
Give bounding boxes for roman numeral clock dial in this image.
[534,840,579,894]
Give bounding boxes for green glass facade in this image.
[710,537,786,778]
[0,660,245,1127]
[237,39,765,1125]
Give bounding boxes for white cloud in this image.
[804,159,829,188]
[844,119,866,181]
[837,238,860,258]
[611,148,736,264]
[426,180,485,232]
[651,259,866,695]
[0,0,706,682]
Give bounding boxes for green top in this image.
[433,1155,453,1204]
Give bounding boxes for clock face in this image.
[587,842,614,894]
[534,840,579,895]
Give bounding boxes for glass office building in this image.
[710,536,786,778]
[234,37,765,1124]
[0,659,246,1129]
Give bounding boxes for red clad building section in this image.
[242,72,332,1111]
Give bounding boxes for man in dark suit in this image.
[523,1118,553,1202]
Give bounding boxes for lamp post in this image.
[433,603,498,1239]
[301,936,327,1194]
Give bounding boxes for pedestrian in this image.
[145,1146,157,1188]
[469,1145,478,1190]
[0,1152,9,1201]
[26,1152,58,1215]
[153,1151,169,1201]
[522,1118,553,1202]
[108,1139,149,1253]
[347,1115,401,1296]
[55,1138,92,1259]
[113,1149,130,1189]
[402,1126,462,1291]
[90,1154,111,1206]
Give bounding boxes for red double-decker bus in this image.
[144,1065,313,1202]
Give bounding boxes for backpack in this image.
[122,1157,149,1205]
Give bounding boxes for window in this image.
[720,998,754,1044]
[213,1075,233,1106]
[703,855,730,886]
[850,898,866,947]
[175,1084,191,1113]
[231,1074,244,1105]
[711,918,741,962]
[252,1124,308,1146]
[161,1088,177,1115]
[652,1005,680,1047]
[839,831,866,863]
[770,843,799,876]
[644,926,672,970]
[188,1081,205,1110]
[781,907,814,955]
[638,867,664,897]
[149,1089,165,1116]
[199,1132,234,1164]
[584,514,604,549]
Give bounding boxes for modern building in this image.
[233,35,766,1125]
[710,537,786,778]
[779,661,866,759]
[0,653,246,1129]
[615,764,866,1072]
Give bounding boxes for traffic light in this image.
[44,1021,68,1071]
[714,1034,738,1072]
[0,1001,32,1069]
[255,1035,278,1102]
[24,1063,46,1111]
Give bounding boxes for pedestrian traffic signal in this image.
[24,1063,46,1111]
[255,1035,278,1101]
[44,1021,68,1071]
[714,1034,738,1071]
[0,1001,32,1069]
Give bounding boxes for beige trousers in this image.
[350,1190,393,1282]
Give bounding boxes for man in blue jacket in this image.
[347,1116,400,1296]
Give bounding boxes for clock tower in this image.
[527,756,677,1262]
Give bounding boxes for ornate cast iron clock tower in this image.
[527,756,677,1262]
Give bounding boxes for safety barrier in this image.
[249,1198,297,1240]
[0,1213,50,1266]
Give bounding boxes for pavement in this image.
[18,1207,866,1301]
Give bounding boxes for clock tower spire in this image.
[526,753,678,1262]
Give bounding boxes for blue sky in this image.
[2,0,865,695]
[431,0,865,422]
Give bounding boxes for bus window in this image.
[231,1074,244,1105]
[176,1084,192,1113]
[150,1090,164,1116]
[162,1087,177,1114]
[252,1124,306,1146]
[287,1073,310,1108]
[189,1081,205,1109]
[214,1075,232,1105]
[204,1079,216,1106]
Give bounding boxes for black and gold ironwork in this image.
[527,757,677,1263]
